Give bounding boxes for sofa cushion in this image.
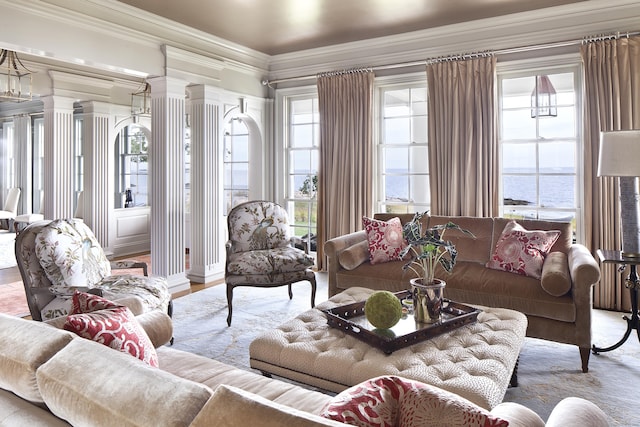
[428,216,495,264]
[36,338,212,427]
[0,389,71,427]
[338,240,370,270]
[541,252,572,296]
[486,220,560,279]
[363,216,406,265]
[64,301,159,367]
[226,246,315,275]
[0,313,75,403]
[191,384,343,427]
[321,375,508,427]
[35,218,111,295]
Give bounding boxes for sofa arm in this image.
[545,397,609,427]
[490,402,545,427]
[324,231,368,296]
[136,310,174,348]
[568,244,601,290]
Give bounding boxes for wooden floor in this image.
[0,252,223,318]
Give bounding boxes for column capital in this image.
[77,100,112,115]
[41,95,75,111]
[147,76,188,98]
[186,84,221,103]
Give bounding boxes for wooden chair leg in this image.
[310,276,317,308]
[288,283,293,299]
[226,284,234,326]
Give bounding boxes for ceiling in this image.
[117,0,588,55]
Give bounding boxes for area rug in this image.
[170,273,639,426]
[0,231,17,269]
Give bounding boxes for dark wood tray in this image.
[323,290,481,354]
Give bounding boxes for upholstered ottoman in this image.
[249,287,527,410]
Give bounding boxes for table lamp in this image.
[598,130,640,257]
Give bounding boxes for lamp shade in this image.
[598,130,640,177]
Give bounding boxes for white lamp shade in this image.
[598,130,640,177]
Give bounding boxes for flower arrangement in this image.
[398,211,475,285]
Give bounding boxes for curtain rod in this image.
[262,30,639,87]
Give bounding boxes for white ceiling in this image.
[116,0,588,55]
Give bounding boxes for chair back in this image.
[15,218,111,320]
[3,187,20,215]
[227,200,292,254]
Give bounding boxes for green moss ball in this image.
[364,291,403,329]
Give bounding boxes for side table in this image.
[592,249,640,354]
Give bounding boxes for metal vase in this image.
[411,278,446,324]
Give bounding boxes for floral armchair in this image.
[225,201,316,326]
[15,218,172,321]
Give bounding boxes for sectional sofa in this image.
[324,214,601,373]
[0,309,609,426]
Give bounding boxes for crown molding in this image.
[267,0,640,82]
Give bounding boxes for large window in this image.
[286,97,319,252]
[115,124,149,208]
[74,117,83,211]
[499,67,581,240]
[223,117,249,214]
[378,84,429,214]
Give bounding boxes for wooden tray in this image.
[323,290,481,354]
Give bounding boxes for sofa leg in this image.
[510,356,519,387]
[580,346,590,373]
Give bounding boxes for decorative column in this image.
[78,101,112,248]
[13,114,31,215]
[186,85,224,283]
[42,96,75,219]
[148,76,191,295]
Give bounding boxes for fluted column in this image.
[42,96,75,219]
[186,85,224,283]
[13,114,31,215]
[79,101,112,248]
[148,76,191,294]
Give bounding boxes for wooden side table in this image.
[592,249,640,354]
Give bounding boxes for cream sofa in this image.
[0,311,610,427]
[324,214,601,373]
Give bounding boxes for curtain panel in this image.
[426,56,499,217]
[316,71,375,270]
[582,36,640,311]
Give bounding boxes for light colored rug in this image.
[170,273,639,426]
[0,231,17,269]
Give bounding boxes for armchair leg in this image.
[288,284,293,300]
[310,276,317,308]
[226,284,234,327]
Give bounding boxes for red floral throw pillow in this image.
[486,220,560,279]
[321,375,508,427]
[363,217,406,265]
[69,290,119,314]
[64,292,159,367]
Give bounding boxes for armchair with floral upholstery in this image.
[15,218,172,321]
[225,200,316,326]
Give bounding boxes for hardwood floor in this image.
[0,252,223,318]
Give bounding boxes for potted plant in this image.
[398,211,475,323]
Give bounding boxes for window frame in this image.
[497,56,584,242]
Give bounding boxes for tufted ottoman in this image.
[249,287,527,410]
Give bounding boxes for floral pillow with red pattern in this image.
[320,375,508,427]
[363,217,407,265]
[486,220,560,279]
[64,291,159,367]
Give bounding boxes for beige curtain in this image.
[426,56,499,217]
[316,71,375,270]
[582,36,640,311]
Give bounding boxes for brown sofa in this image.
[0,311,610,427]
[324,214,601,373]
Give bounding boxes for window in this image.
[378,84,429,214]
[286,97,319,251]
[115,124,149,208]
[223,117,249,214]
[32,117,44,214]
[2,122,15,189]
[499,68,581,240]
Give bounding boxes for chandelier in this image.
[131,81,151,119]
[0,49,33,102]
